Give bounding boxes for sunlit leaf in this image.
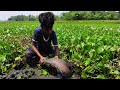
[97,47,104,54]
[17,75,21,79]
[97,61,104,67]
[41,70,48,75]
[85,58,91,66]
[112,70,119,75]
[81,72,87,79]
[0,55,6,62]
[15,56,22,61]
[96,75,105,79]
[6,64,11,67]
[1,66,7,73]
[110,47,116,52]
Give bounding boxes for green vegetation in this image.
[0,20,120,79]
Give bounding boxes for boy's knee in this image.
[26,47,35,57]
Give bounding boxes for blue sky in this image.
[0,11,69,21]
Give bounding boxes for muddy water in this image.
[0,58,81,79]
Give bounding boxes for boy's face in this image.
[43,28,52,37]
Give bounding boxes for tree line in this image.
[8,15,38,21]
[61,11,120,20]
[8,11,120,21]
[8,14,61,21]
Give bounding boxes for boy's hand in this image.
[39,56,46,63]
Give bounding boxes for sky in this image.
[0,11,69,21]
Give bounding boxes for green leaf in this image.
[85,58,91,66]
[0,55,6,62]
[83,66,94,72]
[70,38,75,43]
[97,47,104,54]
[96,75,105,79]
[110,47,116,52]
[115,76,120,79]
[73,51,80,59]
[76,44,81,48]
[17,75,21,79]
[81,72,87,79]
[89,52,93,58]
[37,64,41,67]
[6,64,11,67]
[12,64,16,68]
[41,70,48,75]
[0,40,11,49]
[117,47,120,52]
[15,56,22,61]
[1,66,7,73]
[3,53,11,56]
[0,62,2,66]
[0,40,6,46]
[91,43,95,46]
[112,70,119,75]
[97,61,104,67]
[81,42,85,48]
[104,45,110,51]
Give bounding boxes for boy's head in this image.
[39,12,55,37]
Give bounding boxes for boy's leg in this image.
[39,50,48,57]
[48,47,60,58]
[26,47,49,65]
[26,47,39,67]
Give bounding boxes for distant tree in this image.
[61,11,119,20]
[118,11,120,20]
[8,15,38,21]
[28,15,37,21]
[55,15,61,21]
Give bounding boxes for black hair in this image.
[39,12,55,29]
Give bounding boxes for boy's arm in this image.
[54,46,60,59]
[51,31,60,58]
[31,41,46,63]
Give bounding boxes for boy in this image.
[26,12,60,67]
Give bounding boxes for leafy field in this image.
[0,20,120,79]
